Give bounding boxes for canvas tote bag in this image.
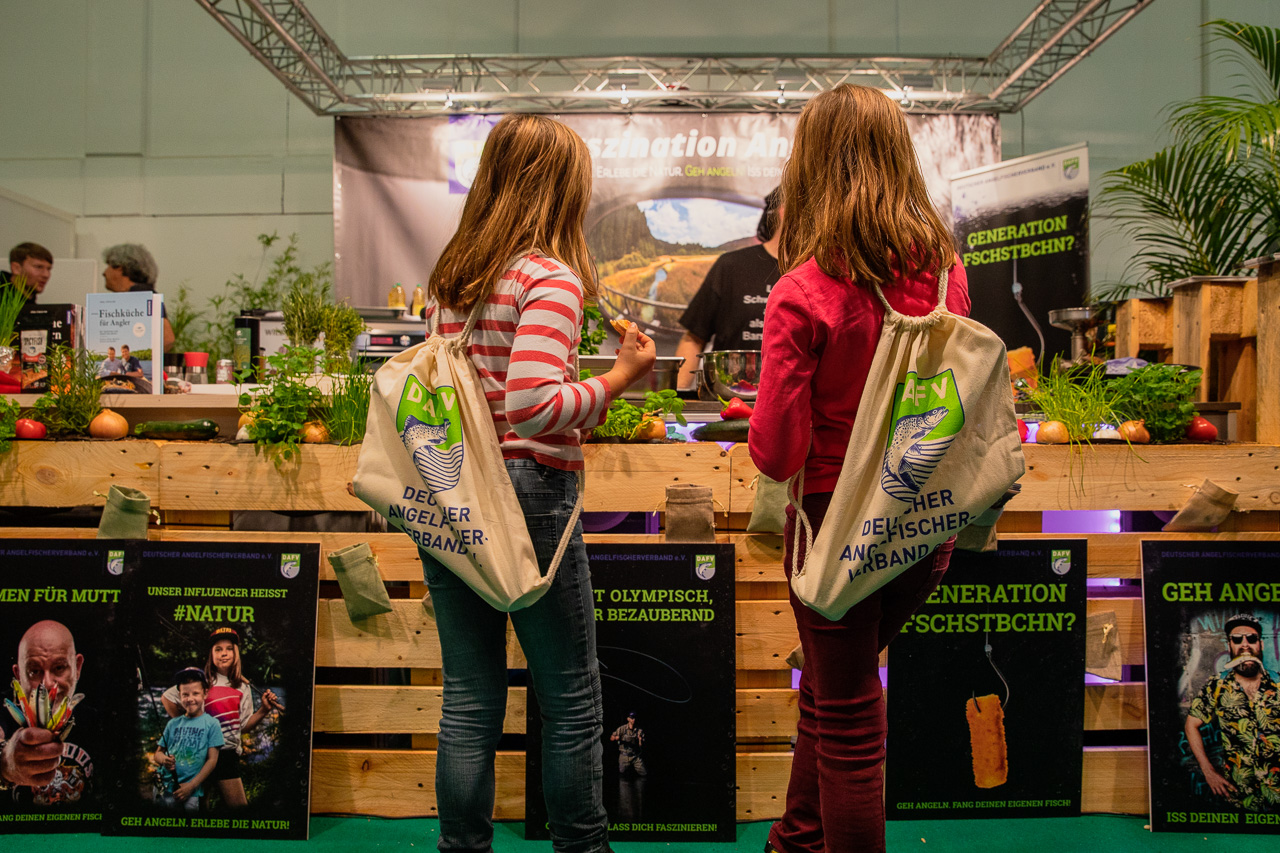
[353,297,583,612]
[789,268,1025,621]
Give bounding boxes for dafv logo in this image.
[880,369,964,501]
[398,376,464,492]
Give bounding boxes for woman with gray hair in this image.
[102,243,175,351]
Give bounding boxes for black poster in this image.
[886,541,1087,819]
[952,144,1090,362]
[526,544,736,843]
[1143,541,1280,834]
[104,542,320,840]
[0,539,138,833]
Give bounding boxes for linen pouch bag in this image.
[663,483,716,542]
[746,474,788,534]
[327,542,394,621]
[789,268,1025,620]
[97,485,152,539]
[354,298,582,612]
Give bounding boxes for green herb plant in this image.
[578,301,609,355]
[1027,362,1124,443]
[322,302,367,371]
[592,398,643,439]
[643,389,686,425]
[0,396,19,453]
[168,283,207,355]
[1110,363,1202,442]
[239,346,325,467]
[283,270,330,348]
[319,358,372,445]
[0,277,28,350]
[32,345,103,436]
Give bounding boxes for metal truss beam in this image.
[195,0,1154,115]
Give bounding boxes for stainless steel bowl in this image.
[701,350,763,402]
[578,355,684,398]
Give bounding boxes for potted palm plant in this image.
[1096,19,1280,300]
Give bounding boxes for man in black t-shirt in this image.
[675,189,782,391]
[1,243,54,313]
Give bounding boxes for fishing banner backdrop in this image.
[1143,541,1280,835]
[103,542,320,840]
[951,142,1090,362]
[332,112,999,351]
[525,543,737,843]
[886,541,1087,819]
[0,540,138,833]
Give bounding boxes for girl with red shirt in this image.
[748,85,971,853]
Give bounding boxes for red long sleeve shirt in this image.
[747,256,971,495]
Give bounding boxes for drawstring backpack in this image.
[353,295,583,612]
[788,267,1025,621]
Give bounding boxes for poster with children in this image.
[103,542,319,840]
[0,540,138,834]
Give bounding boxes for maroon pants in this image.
[768,493,954,853]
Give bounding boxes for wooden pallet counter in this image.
[2,440,1279,820]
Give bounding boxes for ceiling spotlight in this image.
[620,84,630,107]
[443,93,454,110]
[897,86,914,108]
[776,82,787,106]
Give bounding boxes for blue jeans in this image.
[421,458,608,853]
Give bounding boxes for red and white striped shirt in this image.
[424,253,613,471]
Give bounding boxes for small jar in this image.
[215,359,234,384]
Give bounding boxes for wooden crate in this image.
[4,441,1280,820]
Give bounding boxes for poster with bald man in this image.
[0,540,138,833]
[1144,541,1280,835]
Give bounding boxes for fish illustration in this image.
[880,406,954,501]
[403,414,463,492]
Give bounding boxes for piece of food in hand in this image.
[1225,653,1262,670]
[609,316,634,336]
[630,416,666,441]
[720,397,753,420]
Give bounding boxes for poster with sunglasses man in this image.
[1143,541,1280,834]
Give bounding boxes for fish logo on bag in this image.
[397,376,465,492]
[880,369,964,501]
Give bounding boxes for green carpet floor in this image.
[23,816,1280,851]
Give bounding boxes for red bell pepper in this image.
[720,397,753,420]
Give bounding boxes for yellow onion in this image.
[237,411,255,430]
[1036,420,1069,444]
[300,421,330,443]
[630,417,666,441]
[89,408,130,440]
[1118,419,1150,444]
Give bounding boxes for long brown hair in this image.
[778,84,955,286]
[206,639,246,690]
[429,114,596,311]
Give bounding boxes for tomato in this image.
[14,418,47,440]
[1017,418,1028,442]
[1184,415,1218,442]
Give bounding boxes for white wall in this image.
[1,0,1277,306]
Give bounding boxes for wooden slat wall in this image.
[4,441,1279,821]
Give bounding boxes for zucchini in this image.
[134,418,220,441]
[691,418,749,443]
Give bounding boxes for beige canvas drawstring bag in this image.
[354,297,583,612]
[789,268,1025,620]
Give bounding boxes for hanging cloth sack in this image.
[353,296,583,612]
[789,268,1025,621]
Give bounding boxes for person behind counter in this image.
[748,84,971,853]
[674,187,782,391]
[422,113,654,853]
[1,242,54,310]
[102,242,176,351]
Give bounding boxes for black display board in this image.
[526,544,736,843]
[886,541,1086,819]
[0,540,138,833]
[1143,540,1280,834]
[103,542,320,840]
